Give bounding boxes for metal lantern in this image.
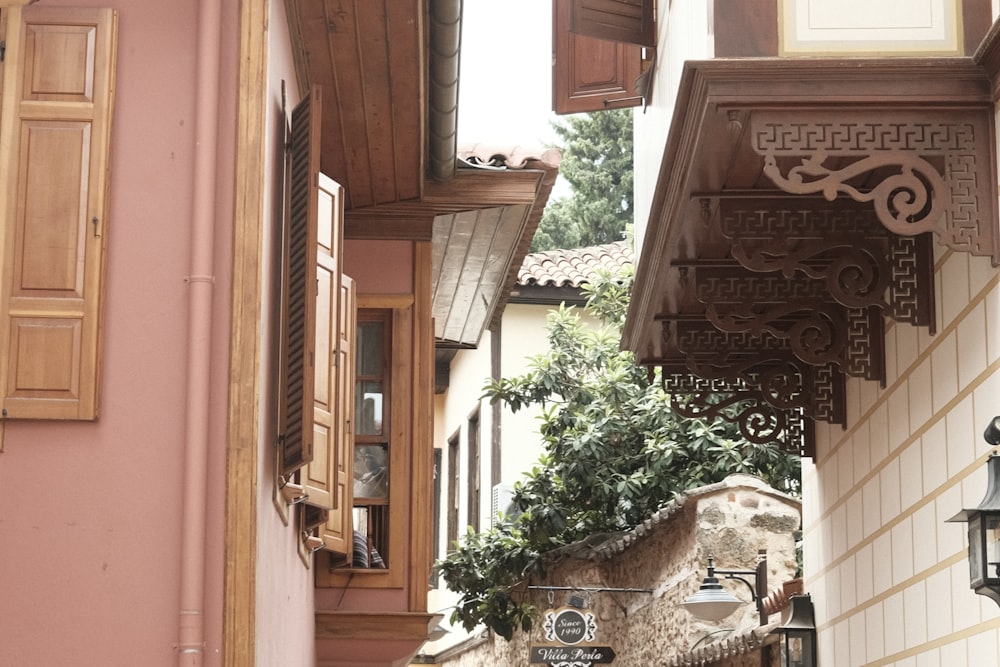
[775,594,816,667]
[947,453,1000,606]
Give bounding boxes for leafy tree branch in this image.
[435,267,801,640]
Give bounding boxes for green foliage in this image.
[532,109,634,252]
[435,267,801,640]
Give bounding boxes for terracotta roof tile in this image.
[517,240,633,288]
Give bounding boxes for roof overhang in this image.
[624,52,1000,455]
[286,1,559,351]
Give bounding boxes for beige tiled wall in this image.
[804,248,1000,665]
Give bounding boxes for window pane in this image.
[356,382,383,435]
[354,444,389,498]
[356,321,384,376]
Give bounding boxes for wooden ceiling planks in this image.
[286,0,422,211]
[431,206,530,347]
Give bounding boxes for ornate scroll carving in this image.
[660,369,816,457]
[750,110,998,261]
[692,268,885,382]
[663,321,848,426]
[716,200,935,329]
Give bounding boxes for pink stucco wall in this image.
[0,1,237,664]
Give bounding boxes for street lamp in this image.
[681,550,768,624]
[947,447,1000,607]
[775,594,817,667]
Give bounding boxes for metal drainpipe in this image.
[177,0,222,664]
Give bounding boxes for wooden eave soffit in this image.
[343,168,544,241]
[626,60,999,457]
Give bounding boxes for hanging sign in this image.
[529,606,617,665]
[528,645,617,664]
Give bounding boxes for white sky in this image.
[457,1,560,148]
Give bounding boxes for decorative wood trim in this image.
[751,109,998,260]
[623,57,998,456]
[974,11,1000,101]
[409,241,434,611]
[224,0,268,663]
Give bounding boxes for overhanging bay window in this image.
[316,298,413,586]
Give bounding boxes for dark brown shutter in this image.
[281,85,322,475]
[552,0,644,115]
[569,0,654,47]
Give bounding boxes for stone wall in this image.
[435,476,801,667]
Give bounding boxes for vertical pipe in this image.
[177,0,223,664]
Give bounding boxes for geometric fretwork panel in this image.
[751,110,998,261]
[660,370,816,457]
[662,321,847,425]
[717,200,935,330]
[692,268,886,383]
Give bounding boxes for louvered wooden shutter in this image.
[552,0,647,115]
[281,85,322,475]
[322,274,355,555]
[302,174,344,509]
[569,0,654,47]
[0,6,117,420]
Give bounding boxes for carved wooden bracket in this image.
[659,366,818,457]
[624,62,1000,458]
[751,110,998,262]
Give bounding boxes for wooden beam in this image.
[344,210,435,241]
[409,241,434,611]
[224,0,267,664]
[423,169,542,207]
[315,611,442,640]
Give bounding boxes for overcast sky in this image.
[457,1,559,148]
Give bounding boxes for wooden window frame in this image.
[447,429,460,553]
[466,408,481,533]
[316,295,413,589]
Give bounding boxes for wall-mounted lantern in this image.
[947,443,1000,607]
[681,550,768,624]
[775,593,817,667]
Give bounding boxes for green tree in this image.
[532,109,634,251]
[435,268,800,640]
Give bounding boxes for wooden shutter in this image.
[569,0,655,47]
[0,6,117,420]
[281,85,322,475]
[302,174,344,509]
[552,0,645,114]
[322,274,356,555]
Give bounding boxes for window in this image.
[467,409,481,532]
[272,84,355,565]
[447,431,460,553]
[315,298,414,586]
[431,448,442,586]
[0,6,117,420]
[351,309,392,566]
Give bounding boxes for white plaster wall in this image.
[632,0,713,260]
[427,301,602,654]
[802,247,1000,665]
